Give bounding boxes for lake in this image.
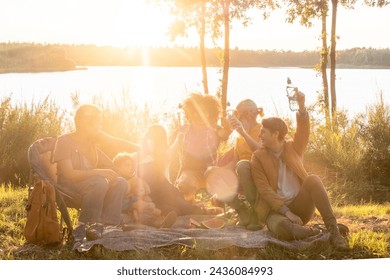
[0,66,389,119]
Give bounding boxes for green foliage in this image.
[334,203,390,217]
[307,96,390,203]
[0,97,66,184]
[308,110,364,180]
[0,43,76,72]
[349,230,388,257]
[360,93,390,194]
[0,184,27,256]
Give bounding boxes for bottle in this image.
[176,103,186,127]
[286,77,299,111]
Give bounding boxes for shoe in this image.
[330,231,348,250]
[246,224,264,231]
[86,223,104,241]
[228,196,251,226]
[327,223,348,250]
[312,223,350,237]
[245,210,263,231]
[337,223,349,237]
[73,224,86,243]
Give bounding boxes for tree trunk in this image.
[200,1,209,95]
[330,0,338,126]
[320,2,330,127]
[221,0,230,119]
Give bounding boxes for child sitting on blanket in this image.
[113,152,176,228]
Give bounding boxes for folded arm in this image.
[57,159,119,183]
[97,131,140,157]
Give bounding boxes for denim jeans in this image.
[266,175,338,240]
[63,176,127,225]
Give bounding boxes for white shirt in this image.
[272,148,301,204]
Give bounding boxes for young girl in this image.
[113,152,176,228]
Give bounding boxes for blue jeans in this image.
[63,176,127,225]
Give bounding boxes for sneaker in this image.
[73,224,86,243]
[245,211,263,231]
[246,223,264,231]
[337,223,349,237]
[312,223,349,237]
[86,223,104,241]
[330,231,348,250]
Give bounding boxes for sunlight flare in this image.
[112,1,173,47]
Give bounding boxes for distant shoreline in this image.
[1,64,389,74]
[2,43,390,73]
[0,66,87,74]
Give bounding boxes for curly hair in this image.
[181,93,220,126]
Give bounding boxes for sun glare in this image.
[112,1,173,47]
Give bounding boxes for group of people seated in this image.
[52,91,347,249]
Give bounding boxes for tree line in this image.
[1,42,390,71]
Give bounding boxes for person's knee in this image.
[89,177,110,193]
[304,175,325,192]
[111,176,128,194]
[235,160,250,176]
[306,175,322,184]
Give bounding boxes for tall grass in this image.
[0,184,26,258]
[0,96,66,184]
[306,95,390,203]
[360,94,390,190]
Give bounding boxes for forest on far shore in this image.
[1,42,390,73]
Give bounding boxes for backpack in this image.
[24,180,62,245]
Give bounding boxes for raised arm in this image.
[292,92,310,156]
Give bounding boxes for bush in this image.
[360,94,390,198]
[306,95,390,203]
[0,96,66,185]
[308,110,365,181]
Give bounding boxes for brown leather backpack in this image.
[24,180,62,245]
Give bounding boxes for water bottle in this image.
[286,77,299,111]
[176,104,186,127]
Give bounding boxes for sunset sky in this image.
[2,0,390,51]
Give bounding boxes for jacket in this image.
[250,111,310,224]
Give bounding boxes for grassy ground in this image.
[1,185,389,260]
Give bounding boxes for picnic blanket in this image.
[73,215,331,252]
